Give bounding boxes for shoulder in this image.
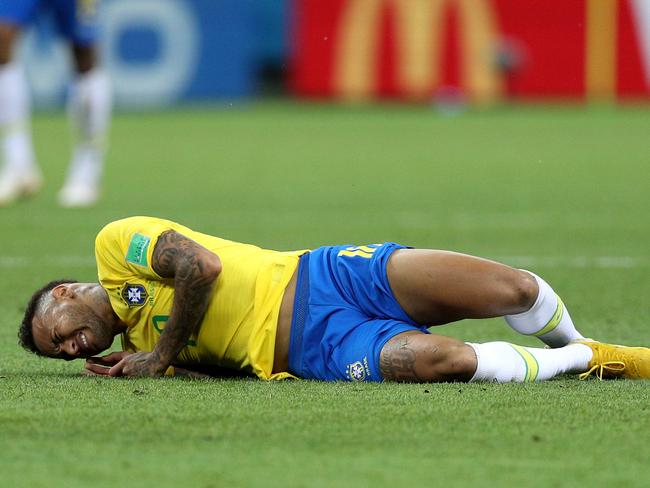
[97,216,164,237]
[95,216,184,244]
[95,216,183,265]
[95,217,186,279]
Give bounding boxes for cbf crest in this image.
[346,357,371,382]
[122,283,148,307]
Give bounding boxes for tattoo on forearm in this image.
[379,336,422,382]
[151,230,218,365]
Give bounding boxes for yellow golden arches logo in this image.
[333,0,503,103]
[585,0,617,101]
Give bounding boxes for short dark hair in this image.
[19,279,78,356]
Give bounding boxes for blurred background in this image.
[3,0,648,337]
[19,0,650,109]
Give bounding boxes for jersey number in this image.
[152,315,197,346]
[337,244,380,259]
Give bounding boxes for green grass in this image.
[1,103,649,487]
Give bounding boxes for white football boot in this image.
[58,145,101,208]
[0,164,42,206]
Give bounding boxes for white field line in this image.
[0,255,647,269]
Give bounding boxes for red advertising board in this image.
[290,0,650,102]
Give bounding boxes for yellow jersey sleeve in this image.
[95,216,183,283]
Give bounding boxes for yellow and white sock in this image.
[467,341,593,383]
[505,271,584,348]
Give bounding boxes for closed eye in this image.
[51,331,62,354]
[53,331,62,344]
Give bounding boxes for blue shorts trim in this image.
[288,243,430,382]
[288,252,310,377]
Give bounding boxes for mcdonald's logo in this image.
[585,0,617,100]
[332,0,503,103]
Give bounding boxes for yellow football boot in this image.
[578,341,650,380]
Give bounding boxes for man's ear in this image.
[51,284,75,299]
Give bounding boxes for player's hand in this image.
[84,351,132,376]
[107,351,167,378]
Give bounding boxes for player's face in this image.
[32,284,115,360]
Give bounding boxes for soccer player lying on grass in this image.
[19,216,650,382]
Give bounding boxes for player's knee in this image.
[504,270,538,314]
[72,44,96,74]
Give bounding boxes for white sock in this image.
[65,70,112,186]
[468,341,593,383]
[0,63,36,173]
[505,271,584,348]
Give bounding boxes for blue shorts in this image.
[288,243,430,382]
[0,0,100,46]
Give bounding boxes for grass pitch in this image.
[1,103,649,487]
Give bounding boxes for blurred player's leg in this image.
[386,249,584,347]
[59,44,111,207]
[55,0,111,207]
[0,18,41,206]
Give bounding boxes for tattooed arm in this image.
[108,230,221,377]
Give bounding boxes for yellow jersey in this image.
[94,216,305,380]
